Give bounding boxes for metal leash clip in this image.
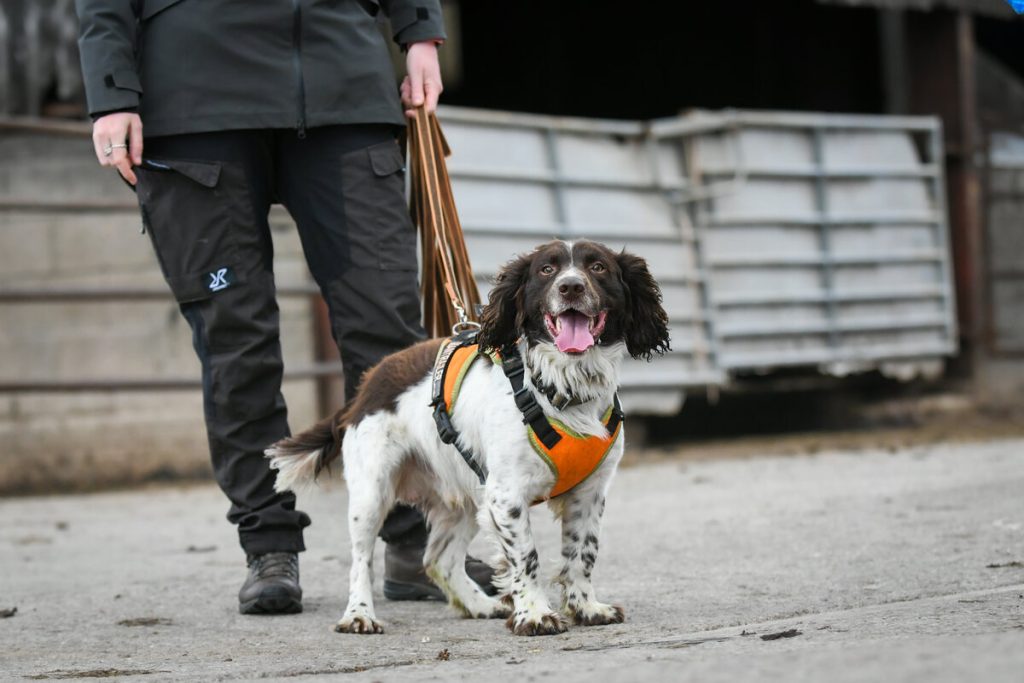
[450,299,481,335]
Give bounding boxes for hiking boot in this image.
[383,541,498,601]
[238,552,303,615]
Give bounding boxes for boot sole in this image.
[382,579,445,602]
[239,593,303,615]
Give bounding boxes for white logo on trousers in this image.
[208,268,229,292]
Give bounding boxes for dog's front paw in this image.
[567,601,625,627]
[507,609,569,636]
[334,614,384,634]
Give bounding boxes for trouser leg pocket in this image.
[136,158,255,303]
[339,139,419,272]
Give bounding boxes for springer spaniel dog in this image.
[268,240,669,636]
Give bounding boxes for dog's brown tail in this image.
[265,409,345,494]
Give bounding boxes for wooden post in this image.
[906,9,982,369]
[879,8,909,115]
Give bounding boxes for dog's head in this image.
[477,240,670,360]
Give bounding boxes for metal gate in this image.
[441,108,720,415]
[0,107,960,417]
[655,110,957,378]
[441,107,958,413]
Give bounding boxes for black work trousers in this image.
[135,125,428,554]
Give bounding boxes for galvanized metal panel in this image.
[440,108,719,413]
[436,106,957,413]
[657,110,957,377]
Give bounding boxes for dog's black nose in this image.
[558,276,585,298]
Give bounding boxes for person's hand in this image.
[401,40,443,118]
[92,112,144,186]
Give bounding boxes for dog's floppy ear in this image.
[617,251,671,360]
[477,252,533,352]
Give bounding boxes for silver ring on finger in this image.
[103,142,129,157]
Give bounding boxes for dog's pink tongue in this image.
[555,311,594,353]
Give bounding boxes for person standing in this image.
[75,0,491,614]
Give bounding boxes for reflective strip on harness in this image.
[443,345,480,415]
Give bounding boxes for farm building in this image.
[0,0,1022,491]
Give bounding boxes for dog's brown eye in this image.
[540,265,556,275]
[590,262,606,273]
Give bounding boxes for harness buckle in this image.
[519,398,545,424]
[432,403,458,445]
[503,357,525,380]
[549,393,572,411]
[512,386,533,412]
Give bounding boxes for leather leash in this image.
[408,107,482,337]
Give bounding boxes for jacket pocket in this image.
[136,159,248,303]
[142,0,186,20]
[340,140,418,271]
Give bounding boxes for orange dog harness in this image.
[430,333,623,500]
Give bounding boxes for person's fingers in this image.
[408,65,425,108]
[128,117,144,166]
[401,75,419,118]
[115,158,137,186]
[91,113,141,170]
[109,142,128,165]
[93,128,123,167]
[92,132,110,166]
[423,78,443,113]
[400,75,413,107]
[93,128,120,168]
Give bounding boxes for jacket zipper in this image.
[291,0,307,138]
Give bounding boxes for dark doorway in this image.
[443,0,885,119]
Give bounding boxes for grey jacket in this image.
[75,0,446,137]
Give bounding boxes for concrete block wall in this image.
[0,127,322,493]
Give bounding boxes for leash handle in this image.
[408,107,483,338]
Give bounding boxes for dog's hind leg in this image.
[333,417,400,635]
[424,507,510,620]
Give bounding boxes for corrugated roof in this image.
[817,0,1020,18]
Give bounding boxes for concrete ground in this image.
[2,437,1023,682]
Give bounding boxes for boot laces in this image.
[248,552,298,580]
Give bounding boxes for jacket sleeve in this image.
[380,0,447,45]
[74,0,143,117]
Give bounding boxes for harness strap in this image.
[430,330,488,484]
[431,335,624,494]
[500,345,563,450]
[606,394,624,434]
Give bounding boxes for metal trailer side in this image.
[439,106,958,414]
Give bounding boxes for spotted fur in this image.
[267,240,668,636]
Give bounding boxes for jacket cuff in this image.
[390,4,447,45]
[83,69,143,118]
[90,106,139,122]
